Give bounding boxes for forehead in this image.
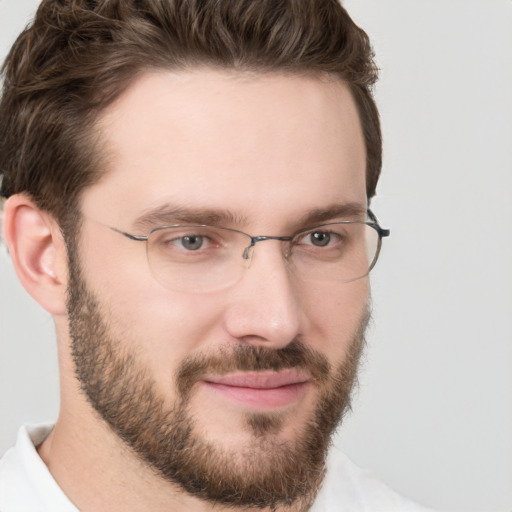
[83,69,366,230]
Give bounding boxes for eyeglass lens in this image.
[145,223,382,292]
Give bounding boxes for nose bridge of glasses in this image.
[241,235,293,264]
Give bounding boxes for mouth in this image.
[201,370,311,409]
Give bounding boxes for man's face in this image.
[70,69,369,510]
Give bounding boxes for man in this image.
[0,1,430,510]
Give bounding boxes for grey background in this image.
[1,1,511,511]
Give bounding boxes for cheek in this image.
[110,288,225,362]
[303,279,369,358]
[80,227,226,363]
[81,266,224,384]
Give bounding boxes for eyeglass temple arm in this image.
[109,226,148,242]
[367,209,390,238]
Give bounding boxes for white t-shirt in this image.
[0,425,434,512]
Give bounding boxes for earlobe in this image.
[2,194,68,316]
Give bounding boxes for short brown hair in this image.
[0,0,381,224]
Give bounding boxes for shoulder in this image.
[0,424,77,512]
[312,446,438,512]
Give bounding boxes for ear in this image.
[2,194,68,316]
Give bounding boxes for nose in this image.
[223,241,305,349]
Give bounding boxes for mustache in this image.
[176,340,330,399]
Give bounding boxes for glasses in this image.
[104,210,389,293]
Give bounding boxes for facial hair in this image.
[66,238,369,511]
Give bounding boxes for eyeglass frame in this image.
[104,208,390,282]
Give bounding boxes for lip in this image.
[201,370,310,409]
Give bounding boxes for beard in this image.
[66,237,369,511]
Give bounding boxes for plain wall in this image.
[1,1,511,511]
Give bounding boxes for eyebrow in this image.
[297,203,367,225]
[131,202,367,234]
[132,205,247,233]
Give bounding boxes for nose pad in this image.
[282,240,292,260]
[242,243,255,268]
[242,238,292,271]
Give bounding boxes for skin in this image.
[3,69,369,511]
